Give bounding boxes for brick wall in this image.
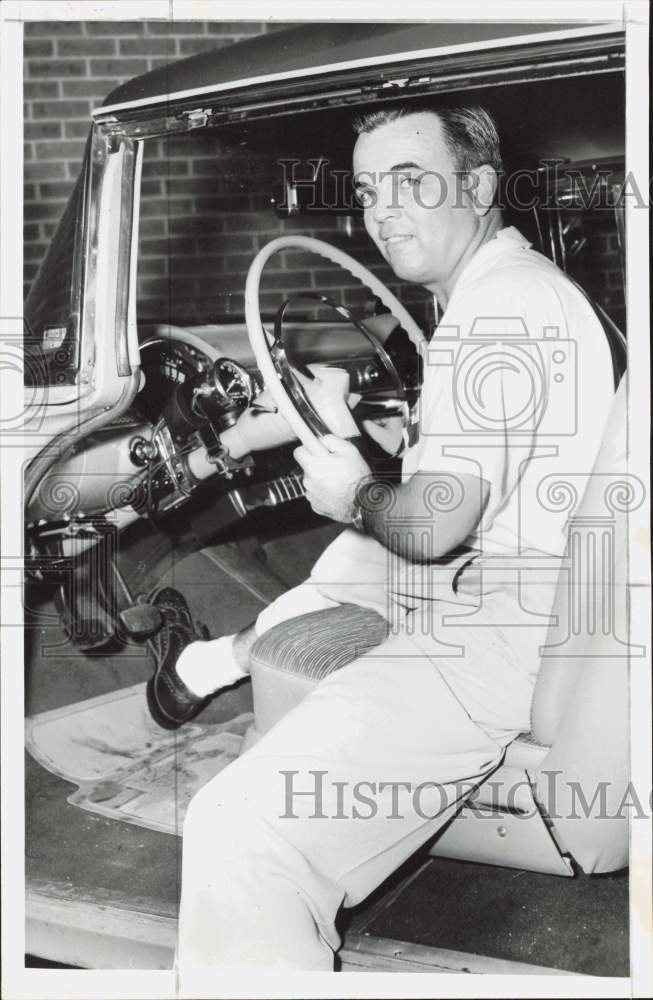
[24,19,432,332]
[23,20,288,297]
[135,131,432,328]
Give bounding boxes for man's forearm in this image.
[353,470,488,563]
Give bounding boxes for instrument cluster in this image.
[134,338,257,426]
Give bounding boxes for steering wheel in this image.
[245,236,425,456]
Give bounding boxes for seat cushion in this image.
[250,604,389,680]
[248,605,389,735]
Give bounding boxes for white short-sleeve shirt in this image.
[401,227,615,558]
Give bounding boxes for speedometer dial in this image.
[213,358,255,408]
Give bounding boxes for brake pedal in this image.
[118,603,164,640]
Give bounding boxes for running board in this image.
[26,887,176,971]
[339,933,577,974]
[26,887,577,975]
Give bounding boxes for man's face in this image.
[352,112,480,295]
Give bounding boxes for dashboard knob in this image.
[129,436,158,467]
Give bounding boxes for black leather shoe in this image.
[146,587,210,730]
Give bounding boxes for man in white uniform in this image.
[147,107,615,974]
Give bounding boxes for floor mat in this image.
[25,683,253,836]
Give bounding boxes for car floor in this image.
[24,508,340,929]
[342,854,629,976]
[24,506,629,974]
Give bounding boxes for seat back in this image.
[531,376,636,872]
[531,376,629,741]
[569,278,627,390]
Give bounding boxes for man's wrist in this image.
[350,480,369,533]
[350,498,366,533]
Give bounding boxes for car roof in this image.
[100,20,615,114]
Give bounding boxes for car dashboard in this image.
[25,319,419,547]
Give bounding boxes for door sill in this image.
[27,886,577,975]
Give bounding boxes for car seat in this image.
[242,374,641,876]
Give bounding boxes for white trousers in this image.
[178,562,551,978]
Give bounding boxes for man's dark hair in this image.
[353,105,503,175]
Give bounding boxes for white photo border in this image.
[1,1,650,998]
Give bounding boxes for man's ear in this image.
[465,165,498,216]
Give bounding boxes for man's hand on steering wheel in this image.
[294,434,371,523]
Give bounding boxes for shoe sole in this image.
[145,674,183,731]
